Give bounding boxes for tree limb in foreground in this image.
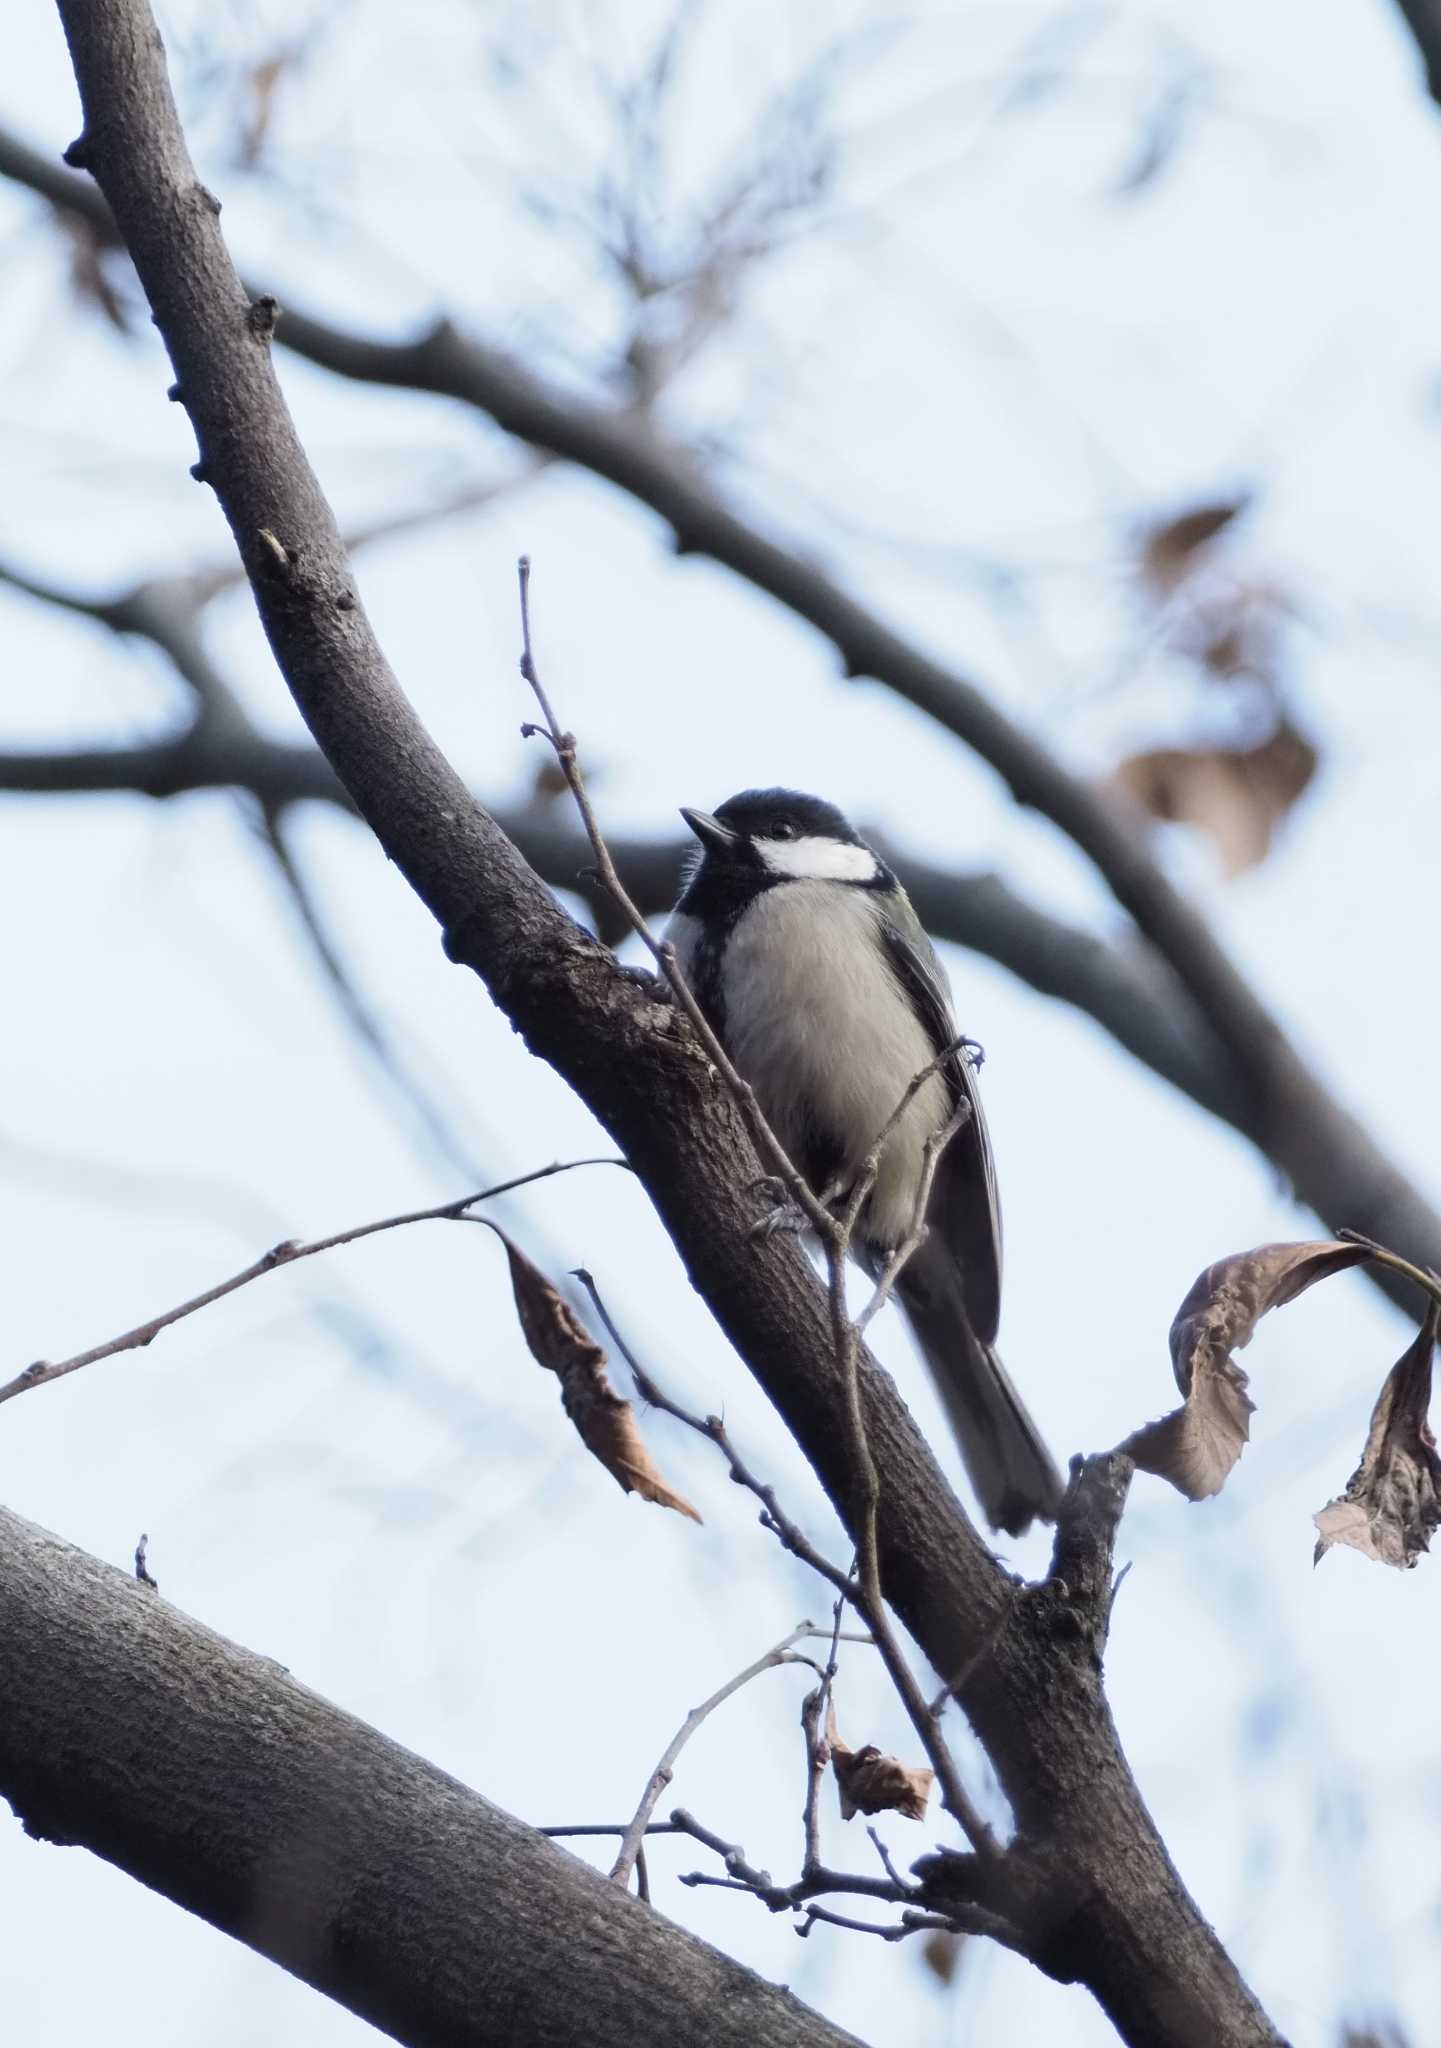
[36,6,1291,2044]
[0,1503,864,2048]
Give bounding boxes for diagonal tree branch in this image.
[0,1502,864,2048]
[1394,0,1441,107]
[37,7,1285,2042]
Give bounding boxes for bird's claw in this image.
[746,1177,810,1242]
[749,1199,810,1243]
[616,962,672,1000]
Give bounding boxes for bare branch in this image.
[0,1158,627,1408]
[608,1626,825,1893]
[573,1266,993,1858]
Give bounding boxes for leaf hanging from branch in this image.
[1108,722,1317,879]
[920,1929,968,1985]
[826,1704,933,1822]
[1314,1303,1441,1570]
[487,1225,701,1523]
[1137,498,1248,592]
[1124,1240,1370,1501]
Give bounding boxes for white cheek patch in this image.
[756,835,879,883]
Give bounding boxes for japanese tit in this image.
[667,787,1062,1537]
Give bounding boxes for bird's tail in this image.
[895,1244,1063,1537]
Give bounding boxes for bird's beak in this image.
[679,807,739,856]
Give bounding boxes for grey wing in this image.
[878,918,1003,1344]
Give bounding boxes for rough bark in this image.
[32,4,1292,2042]
[0,1505,862,2048]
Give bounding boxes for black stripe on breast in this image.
[674,866,780,1040]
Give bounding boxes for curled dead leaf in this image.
[488,1226,700,1523]
[1108,721,1317,879]
[826,1704,933,1821]
[1138,499,1247,591]
[1124,1240,1369,1501]
[1314,1303,1441,1570]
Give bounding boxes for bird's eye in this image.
[770,821,796,841]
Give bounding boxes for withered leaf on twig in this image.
[1138,498,1247,591]
[1123,1240,1370,1501]
[1314,1303,1441,1571]
[919,1929,967,1985]
[1108,721,1317,879]
[489,1226,700,1523]
[826,1704,933,1821]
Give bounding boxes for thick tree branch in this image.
[1394,0,1441,106]
[0,1504,863,2048]
[40,8,1285,2043]
[0,114,1434,1299]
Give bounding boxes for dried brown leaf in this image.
[919,1929,968,1985]
[1314,1304,1441,1570]
[491,1228,701,1523]
[827,1707,933,1821]
[1138,499,1247,590]
[1108,722,1317,878]
[1124,1240,1369,1500]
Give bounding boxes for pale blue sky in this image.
[2,4,1439,2043]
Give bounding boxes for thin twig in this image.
[801,1580,851,1878]
[0,1157,627,1408]
[678,1857,918,1908]
[799,1903,941,1942]
[515,557,833,1240]
[1336,1230,1441,1312]
[866,1825,911,1893]
[571,1267,856,1593]
[572,1264,993,1853]
[853,1103,972,1340]
[608,1625,820,1890]
[815,1089,996,1856]
[669,1807,778,1890]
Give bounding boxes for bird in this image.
[666,785,1062,1537]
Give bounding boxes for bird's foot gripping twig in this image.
[746,1172,852,1245]
[748,1180,812,1242]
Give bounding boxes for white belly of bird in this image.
[720,882,952,1249]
